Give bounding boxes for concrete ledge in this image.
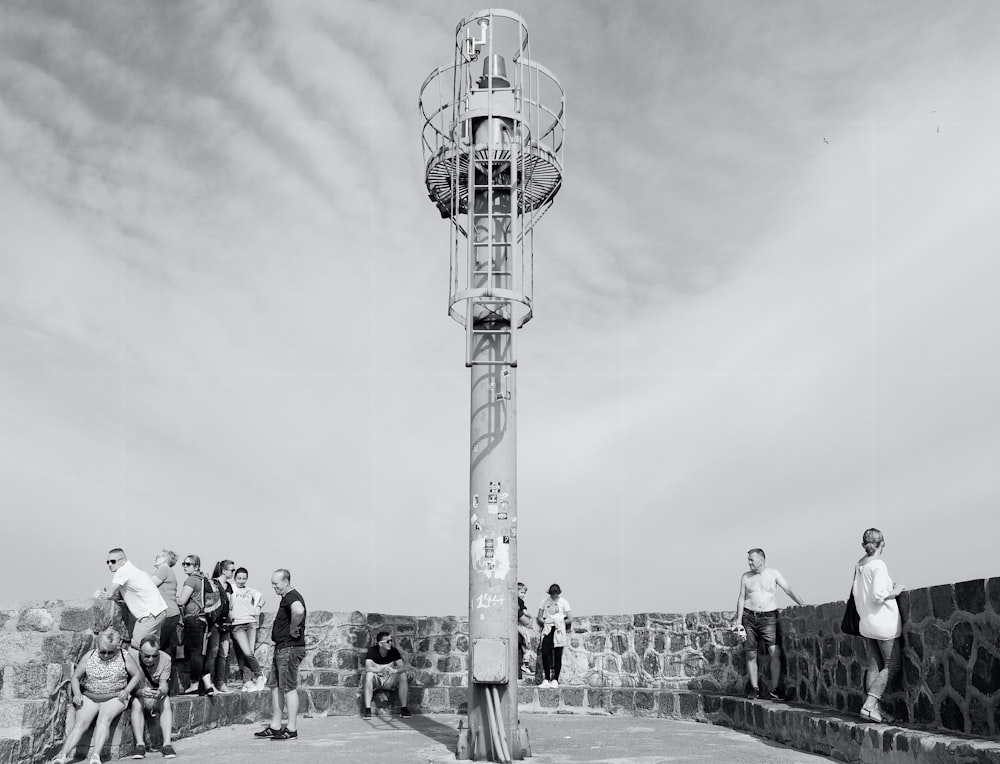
[29,687,1000,764]
[515,688,1000,764]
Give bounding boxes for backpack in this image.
[202,577,222,623]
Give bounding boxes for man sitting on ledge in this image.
[128,635,176,759]
[363,631,411,719]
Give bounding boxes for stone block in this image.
[58,607,97,633]
[971,646,1000,696]
[968,695,990,736]
[939,694,965,732]
[914,691,935,725]
[926,656,946,693]
[6,663,65,700]
[988,578,1000,615]
[955,580,986,615]
[951,620,975,660]
[335,649,358,670]
[448,686,468,713]
[907,588,931,624]
[561,688,584,708]
[929,585,956,620]
[433,636,452,655]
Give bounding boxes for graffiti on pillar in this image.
[470,535,510,579]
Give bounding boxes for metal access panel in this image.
[471,638,508,683]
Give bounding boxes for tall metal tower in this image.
[420,9,564,762]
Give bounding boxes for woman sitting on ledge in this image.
[52,628,141,764]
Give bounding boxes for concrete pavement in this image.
[155,713,836,763]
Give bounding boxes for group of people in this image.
[735,527,904,724]
[52,549,309,762]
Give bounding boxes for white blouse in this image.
[853,559,902,640]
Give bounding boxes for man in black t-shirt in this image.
[253,569,306,741]
[362,631,410,719]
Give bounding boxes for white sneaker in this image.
[255,675,268,691]
[550,680,559,688]
[539,680,551,689]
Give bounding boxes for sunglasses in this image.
[106,560,119,565]
[98,650,117,657]
[181,562,193,567]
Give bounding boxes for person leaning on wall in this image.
[853,527,905,724]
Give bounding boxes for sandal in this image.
[860,707,885,723]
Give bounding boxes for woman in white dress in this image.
[853,528,904,723]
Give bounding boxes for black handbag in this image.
[841,568,861,636]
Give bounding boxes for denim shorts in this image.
[268,646,305,692]
[742,609,778,652]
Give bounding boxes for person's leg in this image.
[552,646,564,681]
[214,631,232,689]
[768,645,781,692]
[129,698,145,748]
[269,649,286,730]
[875,639,901,714]
[131,612,166,650]
[396,672,408,707]
[742,611,760,692]
[364,670,375,709]
[203,625,220,691]
[232,627,256,682]
[183,618,205,692]
[284,689,299,732]
[90,698,127,760]
[159,699,173,747]
[281,647,304,732]
[862,637,888,713]
[57,698,101,760]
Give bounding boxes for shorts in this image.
[371,671,401,690]
[268,646,305,693]
[742,609,778,653]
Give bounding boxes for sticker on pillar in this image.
[502,536,510,544]
[497,513,507,520]
[472,494,479,509]
[470,536,510,580]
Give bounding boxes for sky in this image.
[1,0,998,618]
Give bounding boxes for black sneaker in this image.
[362,707,372,719]
[270,729,298,740]
[766,689,781,701]
[746,686,759,700]
[131,745,146,759]
[253,726,283,738]
[400,707,412,718]
[161,746,176,759]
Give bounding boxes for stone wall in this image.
[3,575,998,761]
[777,578,1000,737]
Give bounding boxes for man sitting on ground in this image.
[362,631,411,719]
[128,635,176,759]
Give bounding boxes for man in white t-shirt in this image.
[99,548,167,649]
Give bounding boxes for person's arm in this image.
[289,600,305,638]
[365,652,379,674]
[176,583,194,608]
[872,562,903,602]
[153,655,172,698]
[774,571,805,607]
[735,575,747,624]
[562,604,572,630]
[120,653,142,705]
[98,583,123,600]
[536,607,546,628]
[151,565,169,587]
[70,654,89,707]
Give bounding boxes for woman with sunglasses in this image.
[175,555,219,694]
[52,628,141,764]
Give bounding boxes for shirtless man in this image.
[734,548,804,699]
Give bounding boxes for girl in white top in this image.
[536,583,572,688]
[852,528,904,723]
[230,567,267,691]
